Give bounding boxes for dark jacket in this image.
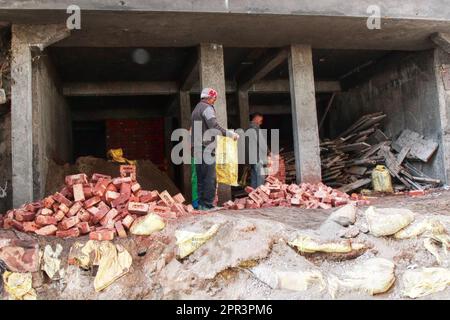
[247,121,268,164]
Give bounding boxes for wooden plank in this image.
[396,146,410,164]
[346,166,368,176]
[339,178,371,193]
[394,129,438,162]
[336,142,371,152]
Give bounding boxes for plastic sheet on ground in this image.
[365,206,415,237]
[68,240,132,292]
[41,244,64,280]
[288,234,366,254]
[130,214,165,236]
[175,224,220,259]
[402,267,450,298]
[328,258,396,298]
[2,271,37,300]
[277,270,326,292]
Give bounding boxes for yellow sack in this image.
[175,224,220,259]
[216,135,238,186]
[107,148,137,165]
[129,214,165,236]
[372,165,393,193]
[288,234,366,254]
[3,271,37,300]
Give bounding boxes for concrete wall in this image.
[32,53,72,199]
[328,50,446,182]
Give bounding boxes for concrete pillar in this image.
[238,90,250,130]
[288,44,322,183]
[10,24,69,207]
[179,91,192,201]
[198,43,231,203]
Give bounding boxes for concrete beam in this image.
[288,44,322,184]
[11,24,69,206]
[238,48,288,91]
[431,32,450,54]
[179,53,199,91]
[63,81,179,96]
[198,43,231,202]
[63,80,340,97]
[248,80,341,93]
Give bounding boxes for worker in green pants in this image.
[191,156,199,209]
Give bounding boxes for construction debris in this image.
[365,206,416,237]
[224,175,358,210]
[402,268,450,298]
[1,165,201,239]
[319,112,440,193]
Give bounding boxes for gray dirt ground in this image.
[2,189,450,300]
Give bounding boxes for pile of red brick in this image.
[224,176,357,210]
[0,165,197,240]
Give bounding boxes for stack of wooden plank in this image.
[319,112,441,193]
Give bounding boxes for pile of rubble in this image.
[224,175,364,210]
[320,112,441,193]
[0,165,197,240]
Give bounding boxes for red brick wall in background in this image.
[106,119,165,171]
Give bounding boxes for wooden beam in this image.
[431,32,450,54]
[179,52,199,91]
[63,81,179,96]
[238,48,288,90]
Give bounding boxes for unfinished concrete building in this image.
[0,1,449,211]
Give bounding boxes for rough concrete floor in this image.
[2,189,450,300]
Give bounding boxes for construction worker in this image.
[249,112,267,188]
[191,88,239,210]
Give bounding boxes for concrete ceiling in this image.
[0,10,448,50]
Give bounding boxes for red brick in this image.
[43,196,55,208]
[23,221,39,233]
[91,207,109,224]
[97,201,110,211]
[128,202,149,215]
[121,215,135,229]
[120,182,131,197]
[56,227,80,238]
[155,211,177,220]
[93,178,111,197]
[60,216,80,230]
[409,189,425,197]
[3,217,13,229]
[36,215,57,226]
[89,230,115,241]
[185,204,194,213]
[77,208,91,223]
[106,183,118,193]
[91,173,112,182]
[84,196,101,208]
[38,208,53,216]
[35,225,58,236]
[120,165,136,180]
[53,192,73,207]
[290,197,301,206]
[112,176,132,186]
[54,210,65,222]
[59,203,70,214]
[83,186,93,198]
[150,205,170,213]
[25,202,42,212]
[10,219,24,231]
[77,222,90,235]
[65,173,88,187]
[100,208,119,226]
[140,191,159,203]
[73,183,85,202]
[87,206,99,215]
[52,203,60,212]
[249,191,264,205]
[115,221,127,238]
[244,186,254,194]
[67,201,83,217]
[14,211,36,222]
[6,211,14,220]
[172,193,185,204]
[105,190,120,202]
[158,190,175,207]
[60,186,73,199]
[131,182,141,193]
[111,193,129,207]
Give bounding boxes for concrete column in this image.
[11,26,33,207]
[288,44,322,183]
[10,24,69,207]
[238,90,250,130]
[179,91,192,201]
[198,43,231,203]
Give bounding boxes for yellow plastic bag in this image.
[3,271,37,300]
[107,148,137,165]
[129,214,165,236]
[372,165,393,193]
[175,224,220,259]
[216,135,238,186]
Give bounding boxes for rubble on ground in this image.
[224,175,367,210]
[1,165,200,240]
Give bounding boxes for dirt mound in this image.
[45,156,179,195]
